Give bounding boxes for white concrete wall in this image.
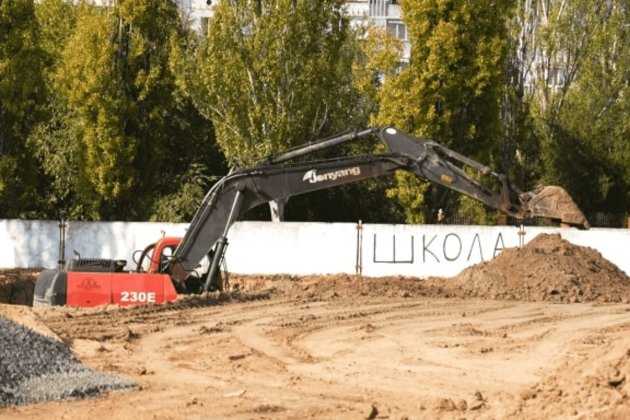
[2,219,628,277]
[228,223,630,277]
[0,220,188,270]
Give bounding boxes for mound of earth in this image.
[446,233,630,303]
[0,269,38,305]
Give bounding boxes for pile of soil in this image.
[0,269,38,305]
[445,233,630,303]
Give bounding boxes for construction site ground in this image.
[2,233,630,419]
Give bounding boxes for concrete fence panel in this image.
[2,219,628,278]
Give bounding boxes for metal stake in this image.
[58,215,67,268]
[355,220,363,276]
[518,224,526,247]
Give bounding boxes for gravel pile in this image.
[0,315,134,407]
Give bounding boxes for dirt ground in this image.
[0,269,38,306]
[2,234,630,419]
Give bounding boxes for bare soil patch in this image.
[0,269,38,305]
[1,233,630,418]
[444,233,630,303]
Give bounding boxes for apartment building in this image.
[176,0,410,60]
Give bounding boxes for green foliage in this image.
[385,171,429,223]
[193,0,358,167]
[182,0,408,223]
[498,1,539,190]
[457,194,497,225]
[351,24,404,126]
[44,0,219,220]
[377,0,513,223]
[27,99,87,219]
[36,0,77,63]
[0,0,46,217]
[150,163,218,222]
[534,0,630,214]
[3,0,628,226]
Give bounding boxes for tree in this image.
[498,0,539,191]
[195,0,358,165]
[377,0,514,223]
[531,0,630,218]
[25,0,80,219]
[189,0,363,220]
[0,0,45,218]
[351,24,404,127]
[49,0,219,221]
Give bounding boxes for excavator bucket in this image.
[522,186,590,229]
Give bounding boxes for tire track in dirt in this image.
[34,291,274,342]
[6,294,630,420]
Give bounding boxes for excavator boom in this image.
[171,127,589,291]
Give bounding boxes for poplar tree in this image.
[532,0,630,217]
[0,0,45,217]
[188,0,362,220]
[377,0,513,223]
[51,0,216,220]
[27,0,80,219]
[194,0,356,166]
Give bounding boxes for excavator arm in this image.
[171,127,588,291]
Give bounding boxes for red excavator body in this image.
[34,237,182,307]
[65,272,178,307]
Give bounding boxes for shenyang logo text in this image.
[77,277,100,290]
[302,167,361,184]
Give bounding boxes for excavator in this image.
[33,127,589,307]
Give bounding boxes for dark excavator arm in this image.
[171,127,588,291]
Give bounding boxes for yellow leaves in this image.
[135,64,162,102]
[425,21,460,77]
[351,25,403,124]
[376,0,511,221]
[52,8,129,202]
[78,109,135,200]
[385,171,430,224]
[54,9,116,111]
